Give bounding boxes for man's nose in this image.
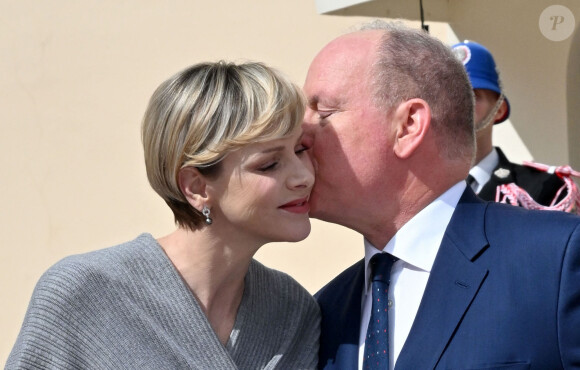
[302,107,317,126]
[300,124,315,150]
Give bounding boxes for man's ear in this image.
[494,99,509,123]
[178,167,209,211]
[392,98,431,159]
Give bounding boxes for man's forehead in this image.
[306,39,374,84]
[316,32,380,65]
[305,93,342,108]
[305,57,373,100]
[329,30,383,48]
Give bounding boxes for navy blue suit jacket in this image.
[316,188,580,369]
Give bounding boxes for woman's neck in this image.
[157,227,257,345]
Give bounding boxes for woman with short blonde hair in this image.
[8,61,319,369]
[142,61,307,229]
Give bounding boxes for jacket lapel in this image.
[316,260,365,369]
[395,188,490,369]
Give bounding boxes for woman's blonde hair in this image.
[142,61,306,230]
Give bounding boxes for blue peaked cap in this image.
[451,41,510,123]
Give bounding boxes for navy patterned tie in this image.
[363,253,398,369]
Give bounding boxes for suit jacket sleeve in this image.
[558,222,580,367]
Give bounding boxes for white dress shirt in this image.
[358,181,466,370]
[468,148,499,193]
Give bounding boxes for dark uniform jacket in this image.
[477,147,565,206]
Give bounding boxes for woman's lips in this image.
[279,197,310,214]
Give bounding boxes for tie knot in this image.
[370,253,397,283]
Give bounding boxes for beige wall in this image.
[568,24,580,169]
[2,0,578,364]
[0,0,372,362]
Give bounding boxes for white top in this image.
[358,181,466,370]
[469,148,500,193]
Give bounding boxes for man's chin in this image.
[308,205,322,219]
[307,202,334,223]
[307,191,338,222]
[306,193,324,219]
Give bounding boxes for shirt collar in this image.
[469,147,499,189]
[364,181,466,292]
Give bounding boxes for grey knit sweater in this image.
[6,234,320,369]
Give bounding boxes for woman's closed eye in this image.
[258,161,279,172]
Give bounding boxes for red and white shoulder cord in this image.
[495,162,580,214]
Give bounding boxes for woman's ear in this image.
[178,167,208,211]
[392,98,431,159]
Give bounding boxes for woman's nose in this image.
[288,157,315,190]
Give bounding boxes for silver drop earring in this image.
[202,205,213,225]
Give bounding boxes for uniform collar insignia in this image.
[494,168,510,178]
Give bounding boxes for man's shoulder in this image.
[509,161,563,184]
[493,148,566,205]
[315,259,364,302]
[496,149,562,186]
[485,202,580,241]
[486,199,576,220]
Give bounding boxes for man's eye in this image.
[319,111,333,119]
[295,145,309,155]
